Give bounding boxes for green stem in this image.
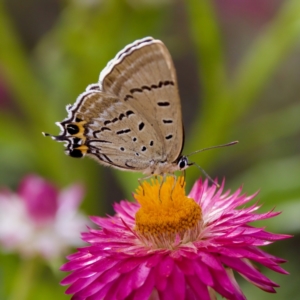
[9,258,38,300]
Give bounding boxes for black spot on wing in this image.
[88,139,111,144]
[101,127,111,132]
[139,122,145,131]
[69,149,83,158]
[163,119,173,124]
[157,102,170,107]
[124,80,175,101]
[141,85,151,91]
[116,129,131,135]
[130,88,142,94]
[126,110,134,117]
[124,95,134,101]
[66,124,79,135]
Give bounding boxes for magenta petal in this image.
[18,174,58,224]
[132,270,155,300]
[116,273,137,298]
[61,252,105,272]
[158,255,174,277]
[221,255,279,289]
[65,273,99,294]
[146,253,162,268]
[153,255,175,292]
[101,277,124,300]
[87,280,115,300]
[168,264,185,300]
[210,267,246,300]
[186,275,210,300]
[193,259,214,286]
[74,267,119,299]
[61,267,98,286]
[113,200,139,222]
[175,258,194,275]
[185,287,199,300]
[155,268,167,291]
[158,265,185,300]
[71,295,85,300]
[65,259,121,295]
[96,262,122,284]
[118,256,147,273]
[132,262,152,289]
[116,262,151,298]
[199,251,223,271]
[188,178,203,201]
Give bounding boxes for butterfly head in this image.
[176,156,192,171]
[43,118,89,158]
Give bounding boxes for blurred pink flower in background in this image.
[217,0,279,21]
[0,174,89,260]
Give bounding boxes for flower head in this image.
[61,177,289,300]
[0,174,88,260]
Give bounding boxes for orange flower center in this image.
[134,176,202,249]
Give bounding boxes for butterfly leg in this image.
[190,162,220,188]
[138,174,157,195]
[181,169,186,187]
[169,173,179,201]
[158,174,167,201]
[137,178,145,195]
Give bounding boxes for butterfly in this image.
[44,37,237,177]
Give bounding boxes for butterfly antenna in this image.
[186,141,238,157]
[190,162,220,188]
[42,132,66,141]
[186,141,238,188]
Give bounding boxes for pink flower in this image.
[217,0,278,21]
[0,174,89,260]
[61,177,289,300]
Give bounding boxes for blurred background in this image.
[0,0,300,299]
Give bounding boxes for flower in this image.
[217,0,277,21]
[61,176,289,300]
[0,174,88,260]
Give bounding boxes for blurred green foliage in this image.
[0,0,300,299]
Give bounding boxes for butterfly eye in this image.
[66,124,79,135]
[178,156,188,170]
[69,149,83,158]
